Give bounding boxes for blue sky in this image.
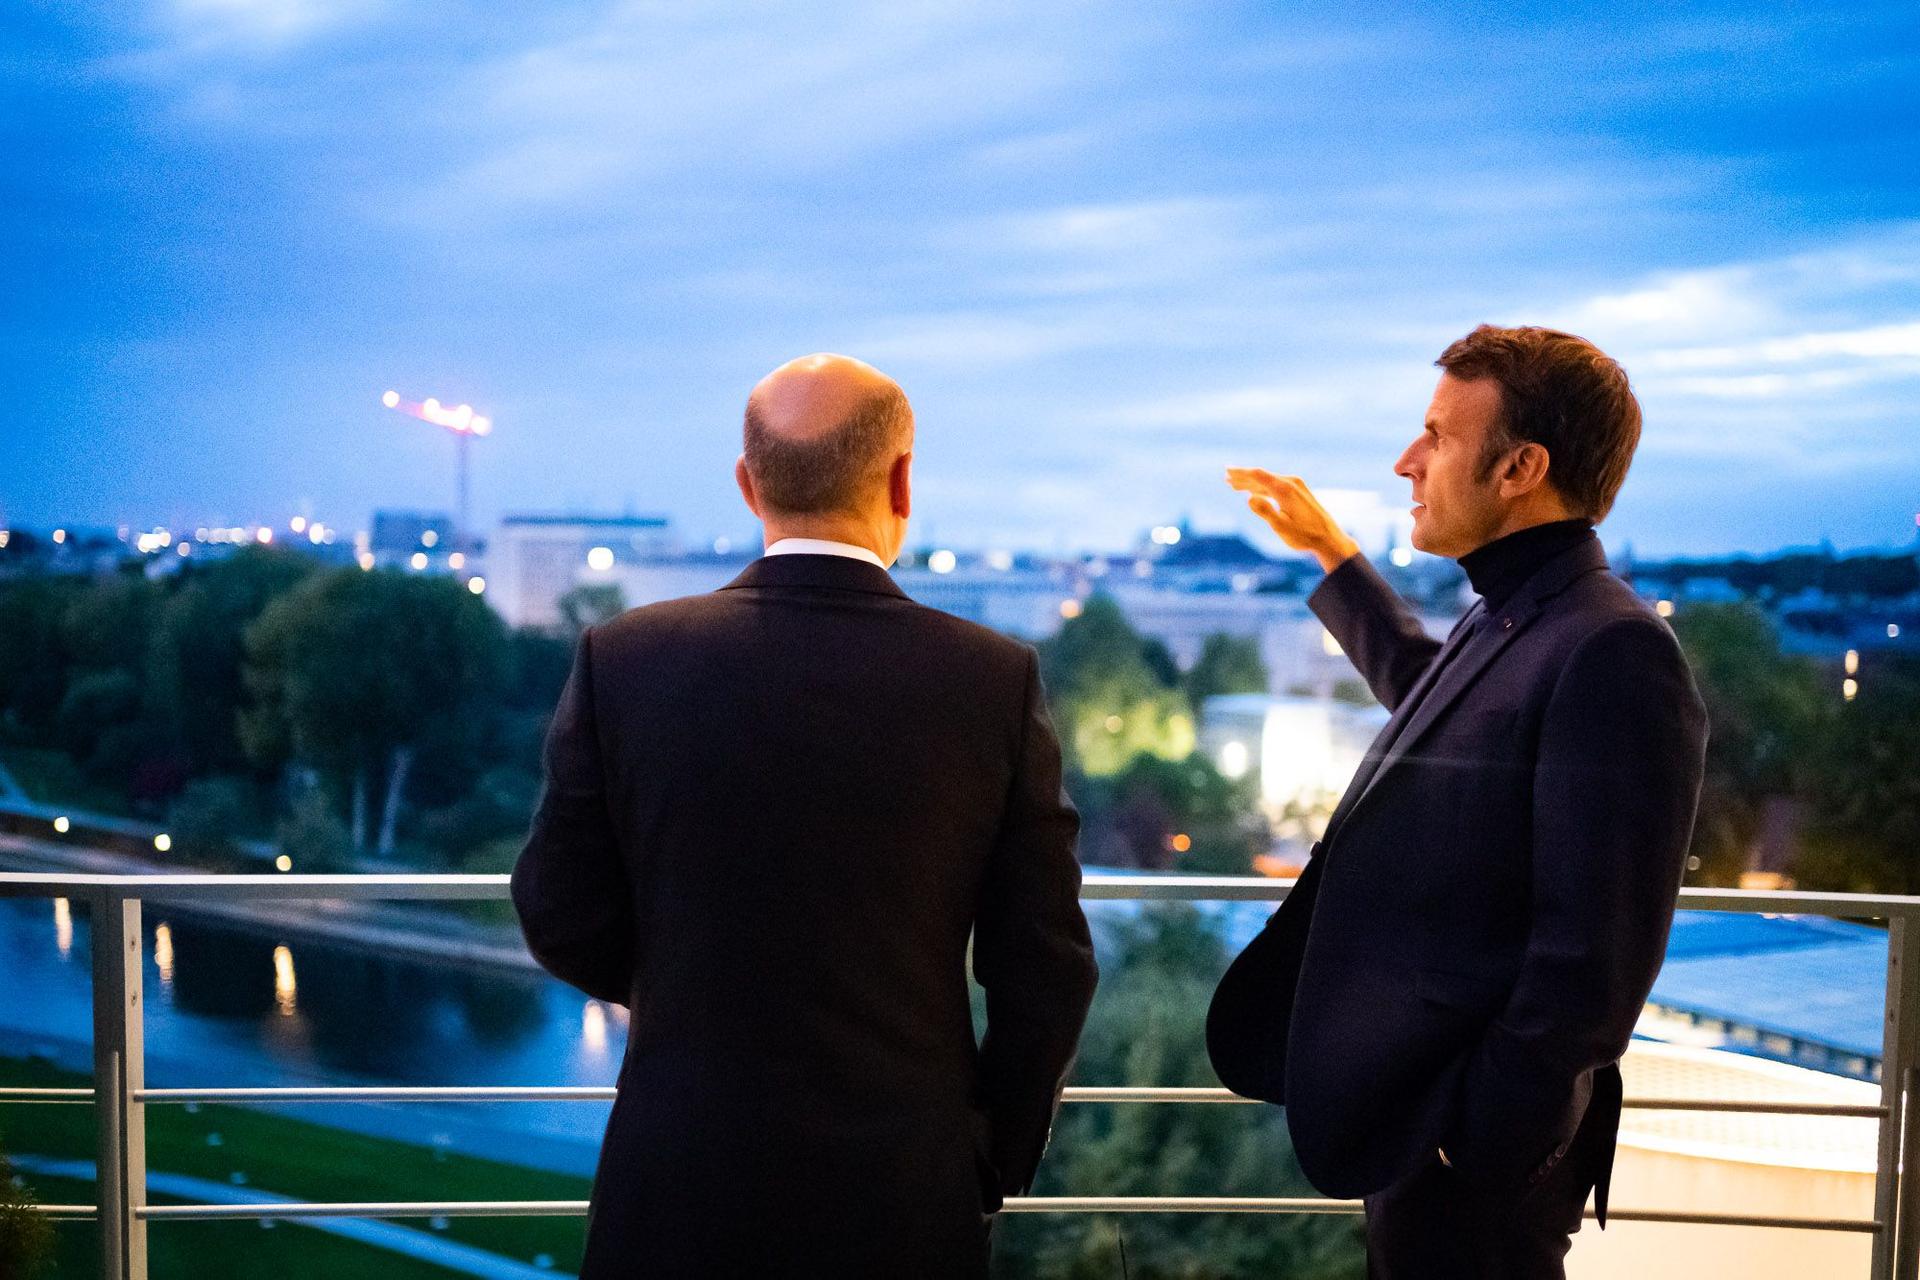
[3,0,1916,556]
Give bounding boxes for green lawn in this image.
[0,1055,592,1279]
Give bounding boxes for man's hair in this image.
[742,383,912,516]
[1435,324,1642,521]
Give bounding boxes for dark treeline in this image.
[0,548,576,874]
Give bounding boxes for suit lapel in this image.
[1332,538,1611,832]
[1321,603,1484,837]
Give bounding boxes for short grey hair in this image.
[742,383,912,515]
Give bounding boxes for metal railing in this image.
[2,870,1918,1279]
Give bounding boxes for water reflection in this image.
[272,945,297,1017]
[154,923,175,994]
[53,898,71,958]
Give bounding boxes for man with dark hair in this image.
[513,353,1098,1277]
[1208,325,1708,1278]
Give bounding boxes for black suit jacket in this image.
[511,554,1098,1278]
[1207,539,1707,1216]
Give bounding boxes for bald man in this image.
[512,355,1098,1278]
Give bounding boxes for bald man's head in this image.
[742,354,913,517]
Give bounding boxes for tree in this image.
[1075,754,1267,872]
[1186,633,1269,705]
[241,568,510,857]
[0,1141,54,1280]
[556,583,626,638]
[1801,657,1920,894]
[1039,596,1195,777]
[0,579,79,740]
[1670,604,1828,884]
[988,905,1363,1279]
[145,547,315,778]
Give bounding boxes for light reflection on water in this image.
[272,945,297,1017]
[154,923,175,993]
[53,897,71,958]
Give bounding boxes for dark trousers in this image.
[1362,1103,1609,1280]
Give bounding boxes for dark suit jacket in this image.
[1207,538,1707,1216]
[511,553,1098,1278]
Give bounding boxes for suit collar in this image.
[721,553,910,600]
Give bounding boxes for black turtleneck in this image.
[1457,519,1596,614]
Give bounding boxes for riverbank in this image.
[0,1053,591,1278]
[0,834,541,975]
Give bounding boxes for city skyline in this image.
[4,2,1917,555]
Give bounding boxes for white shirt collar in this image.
[763,538,888,570]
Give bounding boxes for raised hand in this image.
[1226,467,1360,573]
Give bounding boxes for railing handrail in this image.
[5,869,1920,917]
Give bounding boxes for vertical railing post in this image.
[1876,911,1920,1280]
[90,892,146,1280]
[1898,1066,1920,1280]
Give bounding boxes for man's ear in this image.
[1500,442,1552,499]
[735,455,762,518]
[889,451,913,520]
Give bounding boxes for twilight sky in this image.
[3,0,1916,556]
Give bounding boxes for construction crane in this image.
[380,390,491,556]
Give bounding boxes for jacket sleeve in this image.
[971,647,1100,1201]
[510,626,635,1006]
[1448,615,1708,1192]
[1307,554,1444,711]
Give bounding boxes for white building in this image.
[490,515,681,628]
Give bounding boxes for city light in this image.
[52,815,69,834]
[154,833,171,852]
[0,530,9,548]
[1892,624,1903,639]
[1105,715,1124,733]
[1844,678,1859,702]
[1390,546,1414,567]
[382,390,400,409]
[1060,599,1083,620]
[1845,650,1860,675]
[308,524,326,545]
[275,855,292,872]
[256,527,273,544]
[53,898,72,957]
[52,528,65,544]
[358,552,376,571]
[176,542,190,556]
[1656,600,1676,618]
[1149,525,1183,546]
[290,516,307,534]
[410,552,429,570]
[448,552,465,570]
[587,546,615,572]
[987,549,1014,571]
[467,577,487,595]
[1219,740,1250,780]
[929,549,957,574]
[422,530,439,547]
[1170,833,1192,854]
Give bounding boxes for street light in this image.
[380,389,493,561]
